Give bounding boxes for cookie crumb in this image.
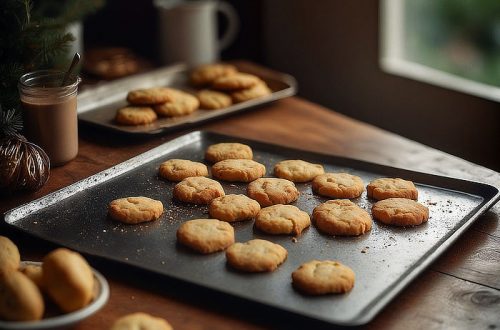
[292,237,298,243]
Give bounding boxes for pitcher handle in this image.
[218,1,240,51]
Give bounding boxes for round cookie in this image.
[226,239,287,272]
[212,72,261,90]
[110,312,173,330]
[367,177,418,200]
[158,159,208,182]
[108,197,164,224]
[247,178,299,207]
[292,260,355,295]
[173,177,225,204]
[313,199,372,236]
[190,63,237,86]
[197,89,232,109]
[0,271,44,321]
[231,82,272,103]
[312,173,364,199]
[42,248,95,313]
[115,106,157,126]
[372,198,429,226]
[211,159,266,182]
[255,204,310,235]
[177,219,235,254]
[154,90,199,117]
[0,236,20,273]
[274,159,325,183]
[127,87,174,105]
[209,194,261,222]
[205,142,253,163]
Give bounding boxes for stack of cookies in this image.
[191,63,272,109]
[0,237,96,322]
[107,141,430,296]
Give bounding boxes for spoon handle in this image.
[61,53,81,87]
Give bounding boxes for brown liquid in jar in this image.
[22,96,78,166]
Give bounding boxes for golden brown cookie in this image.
[212,73,261,90]
[247,178,299,207]
[197,89,232,109]
[110,312,173,330]
[126,87,174,105]
[209,194,261,222]
[231,82,272,103]
[108,197,164,224]
[0,236,20,273]
[173,177,225,204]
[154,90,199,117]
[292,260,355,295]
[313,199,372,236]
[367,178,418,200]
[190,63,237,86]
[177,219,235,254]
[312,173,365,199]
[205,142,253,163]
[0,271,44,321]
[372,198,429,226]
[226,239,287,272]
[158,159,208,182]
[274,160,325,183]
[19,264,44,290]
[255,204,310,235]
[211,159,266,182]
[42,248,95,313]
[115,106,157,126]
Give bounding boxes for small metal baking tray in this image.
[77,64,297,135]
[3,131,499,326]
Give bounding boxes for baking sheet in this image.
[77,64,297,135]
[4,131,499,326]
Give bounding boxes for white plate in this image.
[0,261,109,330]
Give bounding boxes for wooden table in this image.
[1,63,499,329]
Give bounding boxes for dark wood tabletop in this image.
[1,62,499,329]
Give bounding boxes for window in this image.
[380,0,500,102]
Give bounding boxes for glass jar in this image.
[18,70,81,166]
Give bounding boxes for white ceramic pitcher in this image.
[155,0,239,66]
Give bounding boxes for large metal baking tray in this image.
[4,131,499,326]
[77,63,297,135]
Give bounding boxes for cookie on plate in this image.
[108,197,163,224]
[231,82,272,103]
[292,260,355,295]
[0,271,44,321]
[158,159,208,182]
[19,264,44,290]
[43,248,95,313]
[212,73,261,90]
[312,173,364,199]
[127,87,174,105]
[154,90,199,117]
[211,159,266,182]
[191,63,237,87]
[110,312,173,330]
[247,178,299,207]
[372,198,429,226]
[205,142,253,163]
[313,199,372,236]
[274,160,324,183]
[173,177,225,204]
[209,194,261,222]
[367,178,418,200]
[226,239,287,272]
[0,236,20,273]
[177,219,234,254]
[115,106,157,126]
[255,204,310,235]
[197,89,232,109]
